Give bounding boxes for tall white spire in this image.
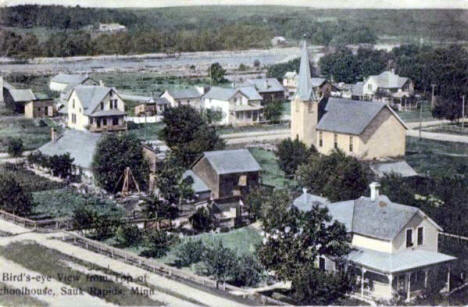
[296,41,315,101]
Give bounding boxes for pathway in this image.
[0,220,249,307]
[406,130,468,144]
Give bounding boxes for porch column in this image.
[447,265,451,292]
[361,268,366,297]
[388,274,394,298]
[424,269,429,288]
[406,272,412,302]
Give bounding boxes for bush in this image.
[231,254,264,287]
[0,163,65,193]
[140,230,178,258]
[7,137,24,157]
[115,224,142,247]
[0,174,33,216]
[175,239,205,267]
[189,207,214,232]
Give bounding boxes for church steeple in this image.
[296,41,316,102]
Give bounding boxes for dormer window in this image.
[406,229,413,247]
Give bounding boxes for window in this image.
[72,99,75,109]
[100,102,104,110]
[319,257,326,271]
[334,134,338,149]
[349,136,353,152]
[103,119,107,126]
[368,84,372,90]
[417,227,424,245]
[37,107,41,112]
[112,117,119,125]
[114,100,118,109]
[71,114,76,124]
[406,229,413,247]
[319,131,323,147]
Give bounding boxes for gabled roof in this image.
[323,195,443,241]
[296,41,317,102]
[367,71,409,89]
[204,86,262,101]
[310,77,327,88]
[69,85,114,116]
[51,74,91,85]
[370,160,418,178]
[292,190,329,212]
[166,88,202,100]
[120,94,169,105]
[8,89,36,102]
[38,129,103,170]
[245,78,285,93]
[199,149,261,175]
[183,170,211,194]
[316,98,407,135]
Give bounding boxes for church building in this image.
[291,42,408,160]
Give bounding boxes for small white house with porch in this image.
[293,182,456,302]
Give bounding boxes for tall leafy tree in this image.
[208,62,226,85]
[275,137,315,177]
[0,174,33,216]
[296,149,369,202]
[160,106,225,167]
[92,133,148,193]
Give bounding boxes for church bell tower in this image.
[290,41,319,147]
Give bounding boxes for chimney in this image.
[370,182,381,201]
[51,127,56,142]
[99,80,105,87]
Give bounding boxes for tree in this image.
[208,62,226,85]
[275,137,315,177]
[92,133,148,193]
[48,153,74,179]
[154,155,194,205]
[432,96,463,122]
[267,57,316,81]
[7,137,23,157]
[115,224,142,247]
[296,149,369,202]
[175,239,206,267]
[245,186,269,220]
[258,198,351,303]
[263,100,284,123]
[231,254,264,287]
[0,174,33,216]
[189,206,214,232]
[160,106,225,167]
[71,206,96,230]
[140,229,178,258]
[203,241,238,289]
[292,265,354,305]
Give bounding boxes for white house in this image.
[363,71,414,101]
[49,74,97,93]
[98,23,127,33]
[161,87,205,109]
[292,183,456,302]
[66,85,127,132]
[202,86,263,126]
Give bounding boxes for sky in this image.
[1,0,468,9]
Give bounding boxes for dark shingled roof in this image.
[38,129,103,169]
[201,149,261,175]
[317,98,387,135]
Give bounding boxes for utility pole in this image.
[462,95,465,131]
[431,83,436,109]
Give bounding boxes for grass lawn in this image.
[0,117,51,152]
[128,123,165,141]
[0,242,163,306]
[405,136,468,176]
[424,122,468,136]
[249,147,296,189]
[218,122,288,135]
[0,164,65,193]
[0,282,48,307]
[93,72,209,97]
[32,187,124,219]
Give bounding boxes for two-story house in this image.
[362,70,414,102]
[242,78,286,104]
[292,183,456,302]
[66,85,127,132]
[161,87,205,109]
[190,149,261,200]
[202,86,263,126]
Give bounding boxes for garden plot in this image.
[0,117,51,152]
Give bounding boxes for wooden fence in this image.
[62,232,285,306]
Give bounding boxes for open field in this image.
[405,136,468,176]
[32,187,123,219]
[249,147,296,189]
[0,116,51,152]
